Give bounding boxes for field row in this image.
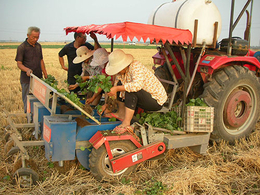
[0,44,157,50]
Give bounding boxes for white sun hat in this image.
[73,46,94,64]
[105,50,134,75]
[90,48,109,67]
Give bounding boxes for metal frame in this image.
[227,0,253,55]
[29,74,101,125]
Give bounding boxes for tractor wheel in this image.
[201,65,260,143]
[89,140,137,181]
[13,168,39,187]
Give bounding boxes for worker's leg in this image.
[120,107,135,127]
[120,90,162,127]
[21,83,30,113]
[125,90,162,112]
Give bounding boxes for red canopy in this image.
[64,22,192,45]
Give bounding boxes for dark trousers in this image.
[21,83,30,113]
[118,90,162,111]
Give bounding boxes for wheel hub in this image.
[224,90,252,128]
[103,148,127,176]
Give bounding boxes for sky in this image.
[0,0,259,46]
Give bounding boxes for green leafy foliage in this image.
[3,175,10,180]
[78,165,86,170]
[65,92,84,108]
[108,117,117,122]
[74,75,88,90]
[138,110,182,131]
[41,74,58,88]
[141,178,168,195]
[80,146,85,151]
[88,75,113,93]
[121,177,131,185]
[47,162,54,168]
[41,74,86,108]
[57,88,69,95]
[186,98,208,107]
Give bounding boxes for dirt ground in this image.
[0,45,259,194]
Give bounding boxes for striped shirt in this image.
[115,60,167,106]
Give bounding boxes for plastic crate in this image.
[184,106,214,133]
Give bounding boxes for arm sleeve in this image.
[124,63,145,92]
[58,45,67,57]
[15,45,24,62]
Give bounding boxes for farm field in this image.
[0,43,260,194]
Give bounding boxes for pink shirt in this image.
[115,60,167,106]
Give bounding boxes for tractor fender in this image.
[198,54,260,75]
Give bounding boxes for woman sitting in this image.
[105,49,167,133]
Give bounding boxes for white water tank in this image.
[148,0,222,45]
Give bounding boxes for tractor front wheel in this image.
[89,140,137,181]
[201,66,260,143]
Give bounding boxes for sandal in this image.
[113,125,140,142]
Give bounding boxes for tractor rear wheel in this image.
[201,66,260,143]
[89,140,137,181]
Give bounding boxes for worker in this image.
[68,46,105,105]
[85,48,110,105]
[15,26,48,113]
[104,49,167,133]
[58,32,100,93]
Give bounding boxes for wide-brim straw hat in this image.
[90,48,109,67]
[73,46,94,64]
[105,50,133,75]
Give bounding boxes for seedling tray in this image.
[184,106,214,133]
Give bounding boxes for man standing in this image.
[15,26,48,113]
[58,32,100,93]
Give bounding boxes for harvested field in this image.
[0,44,259,194]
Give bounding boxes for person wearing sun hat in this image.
[58,32,101,93]
[85,48,111,105]
[68,46,103,95]
[90,48,109,67]
[105,49,167,134]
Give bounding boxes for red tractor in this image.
[149,0,260,142]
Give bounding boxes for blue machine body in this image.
[31,94,121,169]
[42,112,121,168]
[44,116,77,161]
[33,102,61,139]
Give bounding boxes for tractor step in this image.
[164,133,210,154]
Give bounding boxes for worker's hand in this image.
[26,69,32,76]
[86,96,95,104]
[68,84,77,90]
[62,66,68,71]
[44,73,48,79]
[98,104,107,115]
[90,32,97,41]
[107,87,117,97]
